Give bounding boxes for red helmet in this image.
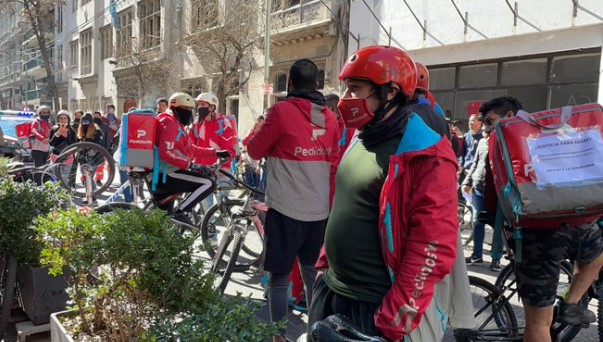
[339,45,417,99]
[415,62,429,92]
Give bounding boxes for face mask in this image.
[337,98,375,129]
[174,108,193,126]
[197,107,210,119]
[108,113,116,120]
[40,114,50,120]
[94,118,102,125]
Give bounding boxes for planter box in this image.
[50,310,75,342]
[17,264,69,325]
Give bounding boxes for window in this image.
[100,25,113,59]
[501,59,547,86]
[458,63,498,88]
[274,73,287,92]
[139,0,161,49]
[70,99,78,111]
[192,0,219,29]
[551,53,600,84]
[116,8,133,56]
[70,40,78,68]
[57,6,63,33]
[57,45,63,70]
[429,67,455,90]
[80,29,92,74]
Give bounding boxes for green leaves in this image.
[0,179,69,265]
[35,206,278,340]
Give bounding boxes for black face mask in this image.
[173,108,193,126]
[94,118,102,125]
[197,107,210,120]
[40,114,50,120]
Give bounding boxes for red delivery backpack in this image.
[118,109,157,169]
[15,122,32,149]
[489,103,603,229]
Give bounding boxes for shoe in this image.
[95,180,103,187]
[465,256,483,264]
[556,300,596,326]
[489,260,502,272]
[171,213,198,231]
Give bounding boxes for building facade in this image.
[349,0,603,123]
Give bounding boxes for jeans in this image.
[119,169,133,203]
[471,188,487,259]
[31,150,49,185]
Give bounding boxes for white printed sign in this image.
[526,128,603,186]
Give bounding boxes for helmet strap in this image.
[366,84,402,128]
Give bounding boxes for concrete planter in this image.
[50,310,75,342]
[17,264,69,325]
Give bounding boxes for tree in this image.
[113,38,179,108]
[1,0,63,111]
[187,0,264,112]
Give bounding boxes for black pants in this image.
[31,150,49,185]
[152,170,216,212]
[307,277,382,340]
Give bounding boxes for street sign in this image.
[260,83,273,95]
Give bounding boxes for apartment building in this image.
[350,0,603,122]
[0,5,28,110]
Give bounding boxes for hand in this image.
[215,150,231,159]
[462,185,471,194]
[253,121,263,133]
[189,163,210,177]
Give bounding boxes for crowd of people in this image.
[13,44,603,342]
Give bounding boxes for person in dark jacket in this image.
[77,113,105,193]
[460,114,483,171]
[49,110,77,156]
[93,110,110,186]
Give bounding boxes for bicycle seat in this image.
[310,315,387,342]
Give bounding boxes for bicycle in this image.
[457,213,601,341]
[207,169,267,294]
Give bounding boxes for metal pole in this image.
[264,0,272,107]
[22,47,28,109]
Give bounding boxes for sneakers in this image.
[489,260,502,272]
[465,256,483,264]
[171,212,198,231]
[556,300,596,326]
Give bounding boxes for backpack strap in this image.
[491,204,506,262]
[119,115,128,166]
[215,119,225,135]
[151,147,160,192]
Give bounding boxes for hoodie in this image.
[246,91,340,221]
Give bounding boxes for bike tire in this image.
[240,209,265,258]
[200,199,245,258]
[598,277,603,342]
[56,142,116,198]
[227,216,262,271]
[461,275,519,340]
[210,231,243,294]
[494,261,582,342]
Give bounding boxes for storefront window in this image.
[459,63,497,89]
[501,58,547,86]
[507,86,547,112]
[549,84,598,108]
[429,67,455,90]
[551,53,600,84]
[454,90,508,119]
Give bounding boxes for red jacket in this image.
[29,118,51,152]
[316,114,458,341]
[188,113,238,167]
[247,95,339,222]
[156,112,216,172]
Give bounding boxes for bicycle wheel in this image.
[494,262,582,342]
[210,230,243,294]
[201,198,245,258]
[55,142,116,199]
[462,275,519,340]
[240,209,265,259]
[597,276,603,342]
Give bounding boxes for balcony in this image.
[25,89,42,100]
[271,0,331,34]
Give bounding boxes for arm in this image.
[156,120,191,170]
[48,128,61,146]
[218,120,238,158]
[30,121,46,140]
[375,156,458,340]
[241,129,254,147]
[246,107,281,160]
[461,147,480,188]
